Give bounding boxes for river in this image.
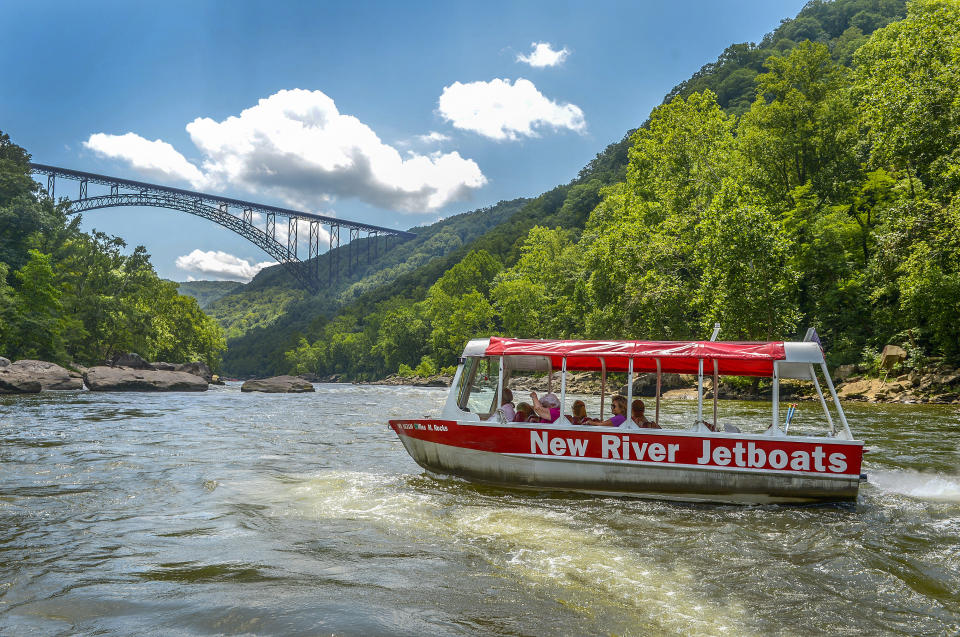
[1,383,958,635]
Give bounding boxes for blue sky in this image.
[2,0,807,281]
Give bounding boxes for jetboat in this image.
[388,336,865,504]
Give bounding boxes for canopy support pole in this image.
[600,358,606,420]
[771,361,782,434]
[655,358,661,426]
[625,358,634,421]
[560,357,567,417]
[498,356,505,421]
[820,361,853,440]
[809,363,835,436]
[697,358,704,427]
[548,367,553,394]
[712,359,719,430]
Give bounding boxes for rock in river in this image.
[0,367,42,393]
[109,352,154,370]
[152,361,213,383]
[84,366,208,392]
[7,360,83,390]
[241,375,315,393]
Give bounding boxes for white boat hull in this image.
[389,419,864,505]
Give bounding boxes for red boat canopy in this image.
[484,337,787,377]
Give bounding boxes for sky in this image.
[2,0,808,282]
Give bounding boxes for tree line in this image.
[0,133,226,369]
[284,0,960,380]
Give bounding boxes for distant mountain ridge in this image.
[176,280,243,309]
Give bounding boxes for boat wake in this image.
[869,469,960,502]
[228,469,755,635]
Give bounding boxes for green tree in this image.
[372,304,429,372]
[854,0,960,197]
[426,290,496,366]
[0,262,15,350]
[10,250,67,362]
[738,41,859,209]
[694,183,800,339]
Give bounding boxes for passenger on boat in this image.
[587,395,627,427]
[529,391,561,423]
[570,400,592,425]
[628,399,661,429]
[515,402,535,422]
[499,387,516,421]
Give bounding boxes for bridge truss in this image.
[30,163,415,293]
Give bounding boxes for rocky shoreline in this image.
[5,354,957,404]
[0,353,220,394]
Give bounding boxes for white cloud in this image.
[438,78,586,141]
[84,132,206,187]
[175,249,276,282]
[85,89,487,213]
[418,131,451,143]
[517,42,570,68]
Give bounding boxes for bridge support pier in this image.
[266,212,276,240]
[308,221,320,275]
[349,227,360,271]
[329,223,340,281]
[287,217,298,259]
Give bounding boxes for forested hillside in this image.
[176,280,243,309]
[214,196,532,375]
[0,133,226,369]
[216,0,959,381]
[666,0,907,112]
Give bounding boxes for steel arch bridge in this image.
[30,163,416,293]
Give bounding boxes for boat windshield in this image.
[457,357,500,417]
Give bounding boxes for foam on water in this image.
[232,470,753,635]
[869,469,960,502]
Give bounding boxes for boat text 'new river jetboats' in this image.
[388,337,865,504]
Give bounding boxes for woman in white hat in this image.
[529,391,561,423]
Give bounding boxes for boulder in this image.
[150,361,213,382]
[0,356,10,368]
[83,366,208,392]
[8,360,83,390]
[0,367,42,393]
[415,375,452,387]
[174,361,212,383]
[109,352,154,370]
[834,364,857,380]
[620,373,689,397]
[661,388,698,400]
[241,375,315,393]
[837,378,889,401]
[880,345,907,371]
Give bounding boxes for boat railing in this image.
[443,358,852,441]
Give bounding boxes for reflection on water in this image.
[0,384,958,635]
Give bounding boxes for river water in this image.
[1,383,958,636]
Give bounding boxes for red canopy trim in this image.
[484,337,786,377]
